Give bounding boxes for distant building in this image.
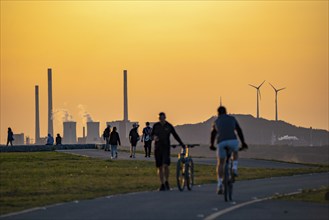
[86,122,101,144]
[13,133,24,145]
[63,122,77,144]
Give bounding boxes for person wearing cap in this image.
[129,123,140,158]
[151,112,185,191]
[141,122,152,157]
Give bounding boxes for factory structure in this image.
[32,68,134,145]
[107,70,138,146]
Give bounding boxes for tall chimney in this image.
[83,126,86,138]
[48,68,54,136]
[123,70,128,122]
[35,85,40,144]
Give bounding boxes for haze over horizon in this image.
[1,1,328,144]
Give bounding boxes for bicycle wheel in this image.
[176,158,185,191]
[186,158,194,191]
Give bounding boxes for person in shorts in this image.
[210,106,248,194]
[151,112,185,191]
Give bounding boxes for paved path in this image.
[56,149,310,169]
[2,173,328,220]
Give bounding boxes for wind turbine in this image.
[249,80,265,118]
[269,83,286,121]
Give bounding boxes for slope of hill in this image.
[175,115,329,146]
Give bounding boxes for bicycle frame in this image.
[224,146,234,201]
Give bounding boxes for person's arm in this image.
[170,125,185,148]
[235,121,245,143]
[235,120,248,150]
[117,133,121,146]
[210,125,217,146]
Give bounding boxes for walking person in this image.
[141,122,152,157]
[103,125,111,151]
[151,112,185,191]
[129,123,140,158]
[6,127,14,146]
[210,106,248,194]
[109,127,121,159]
[55,134,62,145]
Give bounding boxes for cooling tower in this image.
[86,122,100,144]
[48,68,54,136]
[63,122,77,144]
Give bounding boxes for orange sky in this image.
[1,1,328,144]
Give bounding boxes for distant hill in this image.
[174,114,329,146]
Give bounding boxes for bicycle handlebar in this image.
[171,144,200,148]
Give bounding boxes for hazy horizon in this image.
[1,1,328,144]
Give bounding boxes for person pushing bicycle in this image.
[151,112,185,191]
[210,106,248,194]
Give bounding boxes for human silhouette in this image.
[129,123,140,158]
[103,125,111,151]
[142,122,152,157]
[151,112,185,191]
[56,134,62,145]
[210,106,248,194]
[46,134,54,145]
[109,127,121,159]
[6,127,14,146]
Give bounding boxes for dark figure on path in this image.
[129,123,140,158]
[210,106,248,194]
[46,134,54,145]
[142,122,152,158]
[7,127,14,146]
[103,125,111,151]
[151,112,185,191]
[56,134,62,145]
[109,127,121,159]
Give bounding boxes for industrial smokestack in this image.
[123,70,128,122]
[35,85,40,144]
[83,126,86,138]
[48,68,54,136]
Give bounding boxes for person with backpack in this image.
[103,125,111,151]
[109,127,121,159]
[141,122,152,157]
[129,123,140,158]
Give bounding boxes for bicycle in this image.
[223,146,234,202]
[171,144,199,191]
[223,146,246,202]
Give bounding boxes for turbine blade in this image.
[278,87,286,92]
[269,82,276,91]
[249,84,258,89]
[258,80,266,88]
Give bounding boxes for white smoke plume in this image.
[278,135,299,141]
[52,109,74,122]
[78,104,94,125]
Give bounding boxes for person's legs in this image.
[227,140,239,176]
[6,140,9,146]
[113,145,118,158]
[130,145,133,157]
[147,141,152,157]
[144,144,147,157]
[110,145,114,158]
[132,145,136,157]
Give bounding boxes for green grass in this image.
[0,152,328,215]
[276,187,329,204]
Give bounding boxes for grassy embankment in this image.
[0,152,328,215]
[276,187,329,204]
